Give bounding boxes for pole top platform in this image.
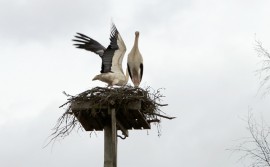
[71,100,151,131]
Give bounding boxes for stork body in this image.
[127,31,144,87]
[73,24,129,86]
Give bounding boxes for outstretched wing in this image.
[73,33,106,57]
[101,23,126,73]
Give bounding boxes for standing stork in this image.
[72,23,129,86]
[127,31,144,87]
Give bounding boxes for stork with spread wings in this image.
[73,23,143,87]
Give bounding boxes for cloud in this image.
[0,102,103,167]
[0,0,111,43]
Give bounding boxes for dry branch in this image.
[231,113,270,167]
[255,40,270,96]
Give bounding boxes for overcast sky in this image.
[1,0,270,167]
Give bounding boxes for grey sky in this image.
[1,0,270,167]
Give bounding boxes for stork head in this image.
[93,74,108,83]
[135,31,140,37]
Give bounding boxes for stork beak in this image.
[92,75,99,81]
[132,78,140,87]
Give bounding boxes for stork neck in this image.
[133,33,139,48]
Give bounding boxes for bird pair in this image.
[73,23,143,87]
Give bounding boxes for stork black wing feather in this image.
[140,63,143,80]
[72,33,106,57]
[100,23,120,73]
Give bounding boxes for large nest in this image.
[49,85,173,143]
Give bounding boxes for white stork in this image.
[73,23,129,86]
[127,31,143,87]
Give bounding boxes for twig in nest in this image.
[148,113,176,120]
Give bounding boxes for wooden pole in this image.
[104,107,117,167]
[111,108,117,167]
